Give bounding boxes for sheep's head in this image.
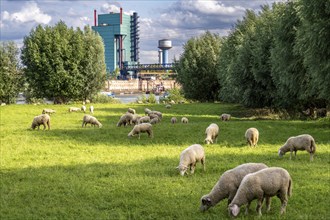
[228,204,240,217]
[200,196,212,211]
[278,149,285,157]
[176,165,188,176]
[205,138,213,145]
[31,123,37,130]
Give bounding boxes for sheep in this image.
[278,134,316,161]
[148,113,159,120]
[165,104,171,109]
[245,128,259,147]
[150,117,160,124]
[171,117,177,124]
[81,105,86,113]
[228,167,292,217]
[181,117,189,123]
[89,105,94,114]
[145,108,152,115]
[200,163,268,212]
[31,114,51,130]
[138,116,150,124]
[68,107,81,112]
[150,110,162,119]
[220,113,231,121]
[131,114,142,125]
[82,115,102,128]
[127,123,153,139]
[42,108,56,115]
[204,123,219,144]
[127,107,136,114]
[117,113,134,127]
[177,144,205,176]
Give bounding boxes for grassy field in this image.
[0,103,329,219]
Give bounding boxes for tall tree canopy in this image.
[0,41,24,104]
[176,31,222,101]
[21,21,106,103]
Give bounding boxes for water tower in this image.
[158,39,172,64]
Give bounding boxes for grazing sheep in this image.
[278,134,316,161]
[165,104,171,109]
[31,114,51,130]
[68,107,81,112]
[177,144,205,176]
[42,108,56,115]
[145,108,152,115]
[150,117,160,124]
[131,114,142,125]
[81,105,86,113]
[228,167,292,216]
[150,111,163,119]
[171,117,177,124]
[204,123,219,144]
[220,113,231,121]
[89,105,94,114]
[127,107,136,114]
[117,113,134,127]
[245,128,259,147]
[127,123,153,139]
[200,163,268,212]
[181,117,189,123]
[82,115,102,128]
[148,113,159,120]
[138,116,150,124]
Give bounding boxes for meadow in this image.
[0,103,329,219]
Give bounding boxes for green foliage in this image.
[21,21,106,104]
[91,94,120,104]
[0,41,24,104]
[176,31,222,101]
[148,93,157,104]
[0,103,329,219]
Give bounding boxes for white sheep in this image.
[204,123,219,144]
[127,107,136,114]
[278,134,316,161]
[165,104,171,109]
[127,123,153,139]
[171,117,177,124]
[177,144,205,176]
[148,113,159,120]
[150,117,160,125]
[181,117,189,123]
[228,167,292,216]
[117,113,134,127]
[150,110,162,119]
[68,107,81,112]
[89,105,94,114]
[138,116,150,124]
[31,114,51,130]
[144,108,152,115]
[220,113,231,121]
[42,108,56,115]
[81,105,86,113]
[131,114,142,125]
[245,127,259,147]
[200,163,268,212]
[82,115,102,128]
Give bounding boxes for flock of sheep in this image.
[30,106,317,217]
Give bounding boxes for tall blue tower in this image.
[158,39,172,65]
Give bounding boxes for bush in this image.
[91,94,121,104]
[148,94,157,104]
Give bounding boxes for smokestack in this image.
[94,9,97,26]
[120,8,122,25]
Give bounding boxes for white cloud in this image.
[2,1,51,24]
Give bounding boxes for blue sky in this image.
[0,0,282,63]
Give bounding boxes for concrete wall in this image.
[104,79,179,93]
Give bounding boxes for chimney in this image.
[120,8,122,25]
[94,9,97,26]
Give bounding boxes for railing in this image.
[123,63,174,71]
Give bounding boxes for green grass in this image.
[1,103,329,219]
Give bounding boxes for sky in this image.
[0,0,283,64]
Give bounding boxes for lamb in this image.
[138,116,150,124]
[204,123,219,144]
[42,108,56,115]
[177,144,205,176]
[117,113,134,127]
[200,163,268,212]
[171,117,177,124]
[245,128,259,147]
[181,117,189,123]
[89,105,94,114]
[81,105,86,113]
[31,114,51,130]
[220,113,231,121]
[150,117,160,125]
[278,134,316,161]
[127,107,136,114]
[82,115,102,128]
[228,167,292,216]
[127,123,153,139]
[68,107,81,112]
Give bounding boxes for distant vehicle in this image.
[100,91,115,98]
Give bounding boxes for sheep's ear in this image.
[202,197,211,205]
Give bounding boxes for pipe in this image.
[120,8,122,25]
[94,9,97,26]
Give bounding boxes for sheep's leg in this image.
[310,153,313,161]
[245,202,251,215]
[190,163,196,174]
[278,190,288,214]
[138,133,141,139]
[289,150,293,160]
[201,157,206,171]
[266,197,271,212]
[256,198,263,216]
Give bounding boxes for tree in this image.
[21,21,106,103]
[0,41,24,104]
[176,31,222,101]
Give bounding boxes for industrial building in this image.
[92,9,139,75]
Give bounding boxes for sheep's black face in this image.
[200,197,212,211]
[278,149,285,157]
